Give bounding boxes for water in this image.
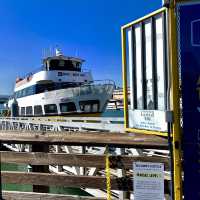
[102,109,124,118]
[2,163,32,192]
[1,109,123,195]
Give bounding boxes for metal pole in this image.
[0,141,3,200]
[168,1,183,199]
[121,27,129,129]
[167,122,175,200]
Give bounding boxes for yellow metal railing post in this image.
[105,146,111,200]
[168,1,182,199]
[121,27,129,129]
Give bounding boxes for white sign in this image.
[133,162,164,200]
[129,110,167,132]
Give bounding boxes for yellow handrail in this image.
[105,146,111,200]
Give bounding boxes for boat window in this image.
[26,106,33,116]
[49,59,81,72]
[79,100,100,113]
[36,83,54,94]
[21,89,26,97]
[19,90,23,97]
[49,60,73,70]
[44,104,58,114]
[15,85,36,99]
[34,105,43,116]
[21,107,25,116]
[60,102,76,113]
[92,103,98,112]
[17,91,21,98]
[14,92,18,98]
[15,82,81,99]
[76,62,81,68]
[26,85,36,96]
[54,82,79,89]
[84,104,91,112]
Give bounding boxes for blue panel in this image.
[177,2,200,200]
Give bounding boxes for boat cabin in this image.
[43,49,85,72]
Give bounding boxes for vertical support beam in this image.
[80,146,86,175]
[32,143,49,193]
[128,27,135,110]
[55,145,63,172]
[132,27,138,109]
[168,1,182,199]
[0,141,3,200]
[141,22,147,109]
[121,27,129,129]
[151,17,158,110]
[117,148,130,200]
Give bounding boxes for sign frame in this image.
[121,7,168,137]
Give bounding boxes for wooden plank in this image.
[2,171,130,191]
[3,191,107,200]
[1,151,170,170]
[0,131,168,149]
[2,171,170,193]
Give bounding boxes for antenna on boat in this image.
[42,45,62,57]
[75,49,79,57]
[47,48,51,57]
[42,49,44,58]
[42,48,47,58]
[44,48,47,58]
[42,47,53,58]
[50,46,54,57]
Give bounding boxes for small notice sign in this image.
[133,162,164,200]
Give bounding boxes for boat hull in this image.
[9,83,114,117]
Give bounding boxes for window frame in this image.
[34,105,43,116]
[26,106,33,116]
[79,100,100,113]
[44,104,58,115]
[60,102,77,113]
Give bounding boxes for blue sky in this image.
[0,0,161,95]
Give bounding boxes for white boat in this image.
[8,48,114,117]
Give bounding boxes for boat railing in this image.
[78,80,115,95]
[87,79,115,86]
[53,80,114,98]
[0,116,124,132]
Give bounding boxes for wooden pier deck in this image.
[0,131,168,149]
[0,129,170,200]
